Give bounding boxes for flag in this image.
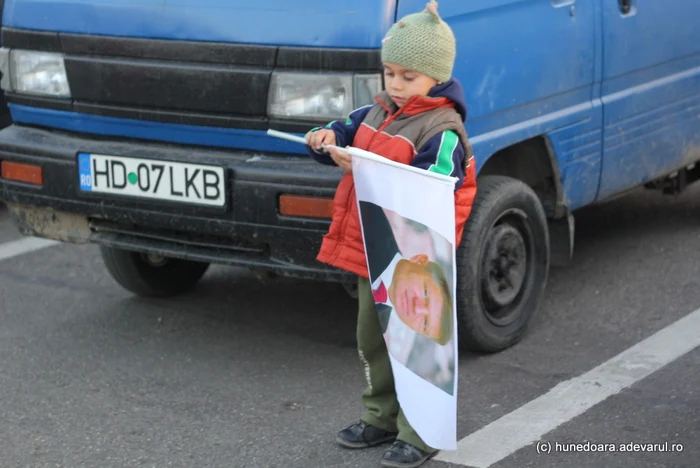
[351,147,458,451]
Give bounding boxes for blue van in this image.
[0,0,698,352]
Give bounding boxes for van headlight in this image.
[1,49,71,98]
[268,72,381,120]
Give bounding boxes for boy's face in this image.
[383,63,439,108]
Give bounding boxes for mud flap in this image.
[548,212,574,267]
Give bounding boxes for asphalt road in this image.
[0,184,698,468]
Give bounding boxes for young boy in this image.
[305,2,476,467]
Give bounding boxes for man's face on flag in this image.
[389,254,446,341]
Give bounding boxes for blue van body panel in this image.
[9,105,306,155]
[597,0,700,199]
[599,61,700,199]
[3,0,397,48]
[468,92,602,210]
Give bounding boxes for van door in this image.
[598,0,700,199]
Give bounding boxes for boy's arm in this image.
[307,105,373,165]
[410,130,466,190]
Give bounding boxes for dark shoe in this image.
[380,441,438,468]
[336,421,398,449]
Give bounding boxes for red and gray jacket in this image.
[308,78,477,278]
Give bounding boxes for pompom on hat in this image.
[381,1,457,83]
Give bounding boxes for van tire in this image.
[100,247,210,297]
[456,175,550,353]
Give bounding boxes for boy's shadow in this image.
[150,268,359,348]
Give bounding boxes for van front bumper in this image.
[0,125,351,282]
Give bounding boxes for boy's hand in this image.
[306,129,336,151]
[327,146,353,172]
[305,129,351,172]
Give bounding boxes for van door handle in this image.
[619,0,632,14]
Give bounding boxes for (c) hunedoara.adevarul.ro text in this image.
[536,441,684,454]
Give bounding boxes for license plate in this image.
[77,153,226,207]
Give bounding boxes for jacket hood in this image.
[428,78,467,122]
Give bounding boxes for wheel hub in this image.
[482,223,527,308]
[141,252,169,267]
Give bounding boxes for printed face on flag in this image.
[352,149,459,450]
[359,200,455,396]
[389,254,450,342]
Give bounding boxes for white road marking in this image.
[437,308,700,467]
[0,237,59,262]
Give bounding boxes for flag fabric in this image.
[351,147,458,450]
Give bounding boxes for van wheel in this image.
[100,247,210,297]
[456,175,550,353]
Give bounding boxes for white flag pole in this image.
[266,129,309,145]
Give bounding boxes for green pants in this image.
[356,276,434,453]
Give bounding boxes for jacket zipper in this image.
[369,103,408,149]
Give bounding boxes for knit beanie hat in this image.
[381,1,456,83]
